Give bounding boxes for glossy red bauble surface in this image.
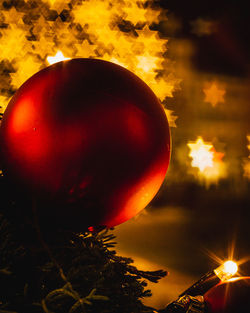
[0,58,170,229]
[204,277,250,313]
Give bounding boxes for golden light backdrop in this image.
[0,0,249,185]
[0,0,178,122]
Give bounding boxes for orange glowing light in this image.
[0,0,178,127]
[203,82,225,107]
[10,98,36,134]
[0,96,10,116]
[47,51,71,65]
[108,58,127,69]
[202,243,246,279]
[45,0,57,5]
[188,137,214,172]
[214,260,238,281]
[188,137,226,183]
[247,135,250,152]
[136,54,159,73]
[11,54,41,89]
[223,261,238,276]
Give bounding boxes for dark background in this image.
[114,0,250,309]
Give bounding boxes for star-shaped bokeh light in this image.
[0,0,179,127]
[47,51,71,65]
[203,82,226,107]
[188,137,214,172]
[188,137,226,184]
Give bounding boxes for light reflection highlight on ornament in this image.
[10,98,36,134]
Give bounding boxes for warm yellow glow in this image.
[136,54,159,73]
[223,260,238,275]
[164,109,178,128]
[203,82,226,107]
[123,1,160,25]
[10,99,36,134]
[247,135,250,152]
[11,55,41,89]
[188,137,214,172]
[188,137,226,184]
[47,0,57,5]
[0,0,178,126]
[0,96,10,116]
[214,260,238,281]
[47,51,71,65]
[108,58,127,69]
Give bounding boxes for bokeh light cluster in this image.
[0,0,179,126]
[0,0,249,188]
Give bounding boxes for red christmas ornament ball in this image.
[204,277,250,313]
[0,58,170,229]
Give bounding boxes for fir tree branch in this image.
[0,179,167,313]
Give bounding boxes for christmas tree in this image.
[0,175,167,313]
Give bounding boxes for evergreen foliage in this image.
[0,175,167,313]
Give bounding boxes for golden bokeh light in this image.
[0,0,179,127]
[203,82,226,107]
[188,137,214,172]
[47,51,71,65]
[188,137,226,184]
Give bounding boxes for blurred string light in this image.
[242,135,250,179]
[203,82,226,107]
[187,137,226,184]
[0,0,179,126]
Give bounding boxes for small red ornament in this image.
[204,277,250,313]
[0,58,170,229]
